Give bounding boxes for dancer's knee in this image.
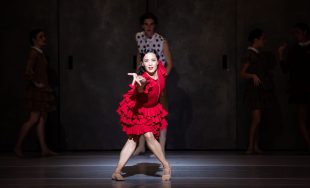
[144,132,155,142]
[27,112,40,125]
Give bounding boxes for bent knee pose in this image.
[113,52,171,181]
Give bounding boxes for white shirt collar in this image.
[32,46,43,54]
[247,46,259,53]
[143,32,156,40]
[298,40,310,46]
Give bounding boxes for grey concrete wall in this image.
[58,0,146,150]
[151,0,238,149]
[1,0,310,151]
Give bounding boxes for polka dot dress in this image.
[136,32,166,65]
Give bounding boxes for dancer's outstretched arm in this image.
[128,73,146,93]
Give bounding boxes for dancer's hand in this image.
[128,73,146,86]
[34,81,45,88]
[252,74,262,86]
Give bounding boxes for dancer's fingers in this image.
[128,73,136,76]
[136,79,141,86]
[131,79,135,86]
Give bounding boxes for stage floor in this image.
[0,151,309,187]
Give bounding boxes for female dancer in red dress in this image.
[112,52,171,181]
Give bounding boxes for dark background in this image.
[1,0,310,151]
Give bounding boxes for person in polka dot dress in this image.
[134,12,173,156]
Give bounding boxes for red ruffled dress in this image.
[117,62,168,139]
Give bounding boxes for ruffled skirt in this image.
[116,87,168,139]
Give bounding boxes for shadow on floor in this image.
[122,162,162,178]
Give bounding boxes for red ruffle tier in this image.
[117,80,167,139]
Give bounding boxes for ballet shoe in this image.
[112,172,124,181]
[162,164,171,181]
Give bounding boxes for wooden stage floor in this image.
[0,151,309,187]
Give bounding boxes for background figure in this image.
[14,29,57,157]
[278,23,310,150]
[113,52,171,181]
[134,12,173,155]
[241,28,274,154]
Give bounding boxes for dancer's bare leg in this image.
[15,112,40,157]
[246,109,261,154]
[144,132,171,181]
[159,128,167,155]
[135,128,167,156]
[254,132,263,153]
[112,135,139,181]
[37,113,57,156]
[133,136,145,155]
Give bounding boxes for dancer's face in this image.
[33,31,46,48]
[254,34,266,49]
[142,18,155,38]
[142,52,158,75]
[293,28,308,42]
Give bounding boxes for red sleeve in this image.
[157,60,167,78]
